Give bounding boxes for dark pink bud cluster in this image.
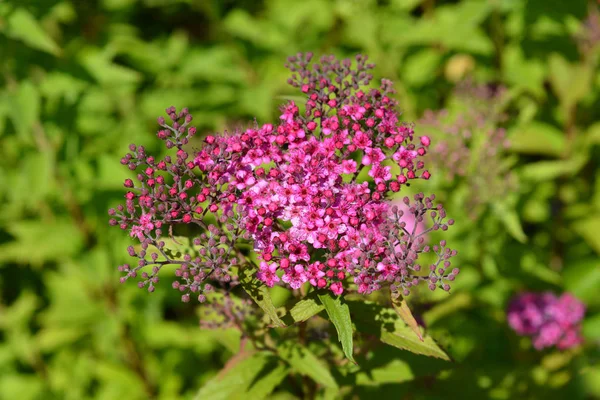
[109,53,457,301]
[507,292,585,350]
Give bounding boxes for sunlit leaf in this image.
[391,295,423,341]
[278,341,338,388]
[288,294,324,323]
[350,301,451,361]
[194,352,273,400]
[509,122,565,157]
[7,8,61,55]
[572,215,600,255]
[318,292,356,363]
[239,267,286,328]
[491,202,527,243]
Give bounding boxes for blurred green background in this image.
[1,0,600,399]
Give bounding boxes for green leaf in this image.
[508,122,565,157]
[14,81,40,140]
[423,293,472,326]
[502,45,546,98]
[0,374,44,400]
[563,258,600,306]
[194,352,272,400]
[520,157,587,182]
[317,292,356,363]
[278,341,338,388]
[572,215,600,255]
[391,295,423,341]
[0,219,84,266]
[402,49,442,86]
[548,53,593,118]
[289,295,324,323]
[7,9,61,55]
[243,363,289,399]
[79,48,141,86]
[239,267,286,328]
[491,202,527,243]
[587,122,600,146]
[355,359,415,386]
[583,313,600,340]
[35,327,84,352]
[350,301,451,361]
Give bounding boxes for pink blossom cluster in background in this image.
[108,53,458,301]
[507,292,585,350]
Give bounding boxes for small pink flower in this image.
[368,164,392,184]
[129,225,145,241]
[393,146,417,168]
[282,265,308,289]
[362,147,386,166]
[330,282,343,295]
[353,131,371,149]
[257,262,280,287]
[342,159,357,174]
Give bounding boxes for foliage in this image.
[0,0,599,399]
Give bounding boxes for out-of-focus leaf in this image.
[0,219,84,266]
[278,341,338,388]
[180,48,246,83]
[572,215,600,255]
[548,53,593,116]
[355,359,415,386]
[383,2,494,54]
[520,156,588,182]
[391,295,423,341]
[582,365,600,398]
[0,292,38,329]
[194,352,273,400]
[35,327,84,352]
[509,122,565,157]
[491,202,527,243]
[423,292,472,326]
[94,361,147,398]
[563,258,600,305]
[79,48,142,86]
[582,313,600,340]
[40,72,88,107]
[239,266,286,327]
[243,362,288,399]
[318,292,356,363]
[350,301,451,361]
[503,45,546,98]
[224,10,286,50]
[587,122,600,145]
[6,8,61,55]
[402,49,442,86]
[390,0,422,11]
[13,80,40,140]
[0,374,44,400]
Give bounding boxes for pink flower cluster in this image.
[507,292,585,350]
[108,53,458,301]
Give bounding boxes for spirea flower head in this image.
[507,292,585,350]
[108,53,458,302]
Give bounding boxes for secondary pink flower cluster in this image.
[507,292,585,350]
[108,53,457,301]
